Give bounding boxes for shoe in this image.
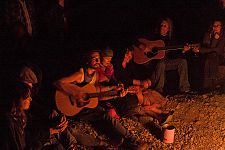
[159,110,174,126]
[134,141,150,150]
[122,139,150,150]
[110,137,124,147]
[68,143,77,150]
[179,89,197,95]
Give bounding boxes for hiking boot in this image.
[135,142,150,150]
[159,110,174,126]
[109,137,124,147]
[122,136,150,149]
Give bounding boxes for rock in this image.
[202,94,208,99]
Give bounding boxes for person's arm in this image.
[200,33,225,55]
[97,87,128,101]
[54,69,83,96]
[114,62,151,88]
[114,63,134,86]
[200,38,225,54]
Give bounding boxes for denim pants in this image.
[73,106,136,142]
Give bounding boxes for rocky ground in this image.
[71,91,225,150]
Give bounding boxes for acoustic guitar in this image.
[133,38,199,64]
[55,84,135,116]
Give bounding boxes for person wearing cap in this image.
[54,50,150,148]
[97,48,117,84]
[19,66,38,87]
[96,48,122,119]
[17,63,77,150]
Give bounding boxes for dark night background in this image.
[70,0,225,50]
[0,0,225,88]
[51,0,225,77]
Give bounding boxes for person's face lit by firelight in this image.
[160,20,170,36]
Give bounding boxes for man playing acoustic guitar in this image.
[150,18,191,95]
[54,50,150,148]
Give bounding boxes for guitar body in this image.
[55,84,98,116]
[133,39,165,64]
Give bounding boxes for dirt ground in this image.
[72,91,225,150]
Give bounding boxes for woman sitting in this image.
[0,82,32,150]
[113,48,173,126]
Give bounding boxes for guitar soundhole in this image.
[69,93,90,108]
[151,47,159,54]
[145,49,157,58]
[82,93,90,100]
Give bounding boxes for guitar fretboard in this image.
[155,45,184,51]
[88,90,119,99]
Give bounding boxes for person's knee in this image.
[205,52,218,61]
[178,59,188,68]
[156,61,166,70]
[180,59,188,65]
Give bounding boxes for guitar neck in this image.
[156,43,199,51]
[88,90,119,99]
[156,45,184,51]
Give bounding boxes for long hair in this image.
[209,19,224,38]
[7,82,31,128]
[156,17,174,40]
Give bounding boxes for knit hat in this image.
[19,66,38,84]
[102,48,113,57]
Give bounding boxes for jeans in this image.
[152,58,190,93]
[73,106,136,142]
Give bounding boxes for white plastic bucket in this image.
[162,124,175,143]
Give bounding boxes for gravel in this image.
[71,92,225,150]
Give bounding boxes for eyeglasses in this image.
[213,25,222,28]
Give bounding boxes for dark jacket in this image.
[201,32,225,58]
[114,61,136,87]
[0,113,26,150]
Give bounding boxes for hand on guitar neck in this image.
[133,38,201,64]
[55,84,132,116]
[182,43,200,53]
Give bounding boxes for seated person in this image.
[114,48,172,126]
[97,47,116,83]
[54,50,149,148]
[149,18,191,95]
[16,62,77,150]
[192,19,225,90]
[17,62,111,149]
[0,82,32,150]
[96,47,121,119]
